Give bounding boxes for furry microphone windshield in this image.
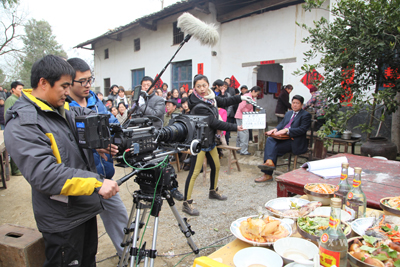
[177,12,219,46]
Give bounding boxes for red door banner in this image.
[341,67,354,106]
[153,74,163,88]
[198,63,204,75]
[301,69,324,89]
[230,75,240,89]
[383,67,400,88]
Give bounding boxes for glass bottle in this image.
[334,163,351,208]
[319,198,348,267]
[344,167,366,220]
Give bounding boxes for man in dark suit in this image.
[256,95,311,182]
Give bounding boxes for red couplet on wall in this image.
[198,63,204,75]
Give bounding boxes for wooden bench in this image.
[216,145,241,174]
[0,131,9,189]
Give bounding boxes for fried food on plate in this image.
[239,216,289,243]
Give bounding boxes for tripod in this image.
[117,174,199,267]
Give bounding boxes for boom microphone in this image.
[177,12,219,46]
[144,12,220,102]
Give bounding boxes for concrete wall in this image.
[92,2,329,122]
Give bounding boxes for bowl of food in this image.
[273,237,319,265]
[380,196,400,216]
[348,235,400,267]
[304,183,336,206]
[233,247,283,267]
[297,215,352,245]
[265,197,321,220]
[230,215,292,246]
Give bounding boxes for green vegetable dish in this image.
[297,216,351,237]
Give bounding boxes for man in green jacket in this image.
[4,81,24,176]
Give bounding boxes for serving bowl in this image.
[273,237,319,265]
[233,247,283,267]
[347,236,385,267]
[380,197,400,216]
[297,215,352,245]
[303,183,336,206]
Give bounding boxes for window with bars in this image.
[134,38,140,51]
[171,60,192,90]
[104,48,109,59]
[104,78,110,95]
[173,21,184,45]
[131,68,145,89]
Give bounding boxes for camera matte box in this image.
[0,224,45,267]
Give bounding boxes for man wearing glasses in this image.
[66,58,129,258]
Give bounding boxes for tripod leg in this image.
[148,217,159,267]
[163,193,199,254]
[119,202,137,267]
[130,206,142,267]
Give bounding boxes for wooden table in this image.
[203,208,383,266]
[312,137,361,159]
[276,153,400,209]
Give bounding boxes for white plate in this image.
[309,207,352,222]
[351,217,375,236]
[233,247,283,267]
[230,215,292,246]
[265,198,310,219]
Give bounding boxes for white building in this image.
[76,0,329,123]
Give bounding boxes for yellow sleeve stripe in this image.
[60,177,103,196]
[45,133,62,164]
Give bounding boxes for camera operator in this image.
[182,74,251,216]
[137,76,165,129]
[4,55,118,266]
[66,58,129,258]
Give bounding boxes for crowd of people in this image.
[1,54,324,266]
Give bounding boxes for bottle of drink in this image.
[334,163,351,208]
[344,167,367,220]
[319,198,348,267]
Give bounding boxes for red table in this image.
[275,153,400,209]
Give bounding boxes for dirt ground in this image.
[0,134,307,267]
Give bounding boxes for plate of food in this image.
[380,196,400,216]
[351,215,400,243]
[348,235,400,267]
[309,206,352,221]
[304,183,336,205]
[230,215,292,246]
[297,215,352,243]
[265,197,321,219]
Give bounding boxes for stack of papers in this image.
[301,156,354,179]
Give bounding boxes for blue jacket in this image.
[68,91,119,179]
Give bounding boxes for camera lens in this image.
[158,122,188,143]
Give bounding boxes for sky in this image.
[18,0,181,62]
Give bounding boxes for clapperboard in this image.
[242,100,266,129]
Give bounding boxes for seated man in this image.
[256,95,311,182]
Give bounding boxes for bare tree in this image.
[0,5,24,57]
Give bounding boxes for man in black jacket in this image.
[256,95,311,182]
[5,55,118,266]
[275,84,293,124]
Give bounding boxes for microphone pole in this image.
[146,34,192,95]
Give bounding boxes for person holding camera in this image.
[182,74,251,216]
[4,55,119,266]
[66,58,129,258]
